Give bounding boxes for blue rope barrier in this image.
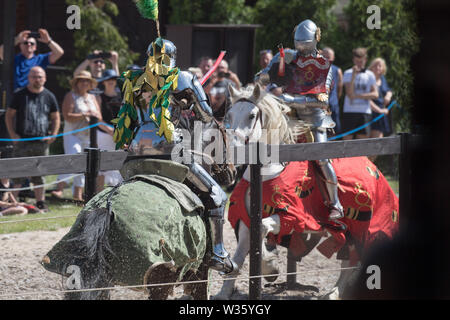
[0,101,397,143]
[328,100,397,141]
[0,122,114,142]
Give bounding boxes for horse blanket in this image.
[228,157,399,259]
[42,175,208,287]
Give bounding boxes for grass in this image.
[0,202,81,234]
[0,175,83,235]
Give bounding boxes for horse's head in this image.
[225,84,295,147]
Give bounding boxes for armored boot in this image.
[208,206,238,274]
[317,159,344,220]
[187,162,237,274]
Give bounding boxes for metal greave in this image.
[187,162,231,259]
[313,128,344,211]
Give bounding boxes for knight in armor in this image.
[113,38,237,274]
[257,19,344,220]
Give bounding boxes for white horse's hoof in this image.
[261,254,279,282]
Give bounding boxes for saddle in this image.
[121,158,228,212]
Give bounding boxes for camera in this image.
[28,31,40,39]
[100,51,112,59]
[87,51,112,60]
[218,71,230,78]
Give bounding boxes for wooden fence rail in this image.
[0,133,422,300]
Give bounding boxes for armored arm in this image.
[177,71,213,116]
[255,49,297,85]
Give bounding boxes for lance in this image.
[278,43,285,77]
[200,51,227,85]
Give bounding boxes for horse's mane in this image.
[231,84,310,144]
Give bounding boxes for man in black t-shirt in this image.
[5,66,60,211]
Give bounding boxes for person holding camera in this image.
[204,59,241,96]
[216,59,241,89]
[0,29,64,91]
[74,50,119,82]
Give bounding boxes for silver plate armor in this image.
[255,20,344,220]
[128,71,213,156]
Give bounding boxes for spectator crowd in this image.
[0,28,393,216]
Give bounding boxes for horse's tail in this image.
[64,207,114,300]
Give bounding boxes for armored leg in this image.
[313,127,344,220]
[187,162,237,274]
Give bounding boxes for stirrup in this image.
[328,206,344,220]
[209,254,238,275]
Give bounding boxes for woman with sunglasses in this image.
[0,29,64,91]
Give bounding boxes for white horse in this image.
[214,84,399,300]
[214,84,320,299]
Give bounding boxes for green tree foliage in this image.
[336,0,420,132]
[167,0,419,132]
[65,0,139,75]
[251,0,336,56]
[168,0,253,24]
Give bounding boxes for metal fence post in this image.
[249,142,262,300]
[84,147,100,202]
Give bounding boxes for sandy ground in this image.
[0,212,344,301]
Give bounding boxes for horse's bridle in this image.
[233,98,262,145]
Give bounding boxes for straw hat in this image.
[70,70,97,89]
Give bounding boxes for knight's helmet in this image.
[147,38,177,68]
[294,19,320,55]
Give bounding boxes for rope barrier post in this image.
[84,147,101,202]
[249,142,262,300]
[90,117,98,148]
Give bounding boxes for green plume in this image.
[136,0,159,21]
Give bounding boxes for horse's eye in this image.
[249,113,256,120]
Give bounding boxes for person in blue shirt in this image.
[0,29,64,90]
[368,57,393,139]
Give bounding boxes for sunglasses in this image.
[92,60,105,65]
[22,41,36,46]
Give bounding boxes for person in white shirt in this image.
[342,47,379,140]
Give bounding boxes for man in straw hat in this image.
[5,66,61,211]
